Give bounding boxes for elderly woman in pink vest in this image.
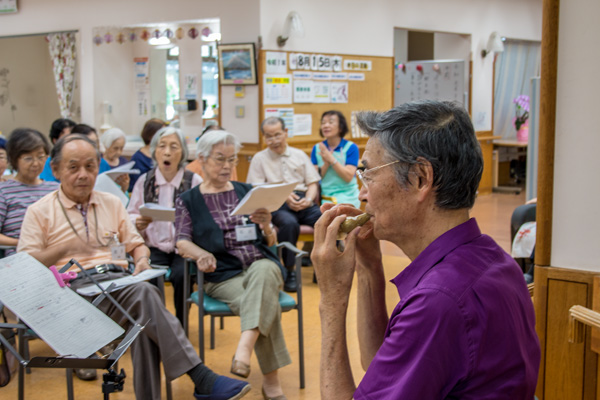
[127,126,202,325]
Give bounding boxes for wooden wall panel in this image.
[544,279,587,399]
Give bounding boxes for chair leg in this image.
[166,379,173,400]
[199,302,205,362]
[210,316,216,350]
[18,330,25,400]
[66,368,74,400]
[220,316,224,330]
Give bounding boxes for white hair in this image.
[196,130,242,158]
[100,128,126,150]
[149,126,188,169]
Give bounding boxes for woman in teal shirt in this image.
[311,110,361,208]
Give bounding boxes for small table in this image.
[492,139,528,194]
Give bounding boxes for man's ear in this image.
[412,158,434,201]
[50,162,60,181]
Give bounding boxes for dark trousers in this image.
[149,247,188,326]
[272,194,321,268]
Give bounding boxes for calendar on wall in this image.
[0,0,18,14]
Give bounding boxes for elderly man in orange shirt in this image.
[17,134,251,400]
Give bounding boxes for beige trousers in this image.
[204,258,291,374]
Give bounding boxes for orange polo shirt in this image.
[17,187,145,271]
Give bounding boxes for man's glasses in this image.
[356,160,400,188]
[20,155,48,165]
[209,155,239,166]
[264,132,283,143]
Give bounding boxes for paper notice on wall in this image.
[331,82,349,103]
[264,107,294,136]
[263,74,293,105]
[184,74,198,99]
[266,52,288,74]
[134,57,150,116]
[313,82,331,103]
[293,80,313,103]
[293,114,312,136]
[348,73,365,81]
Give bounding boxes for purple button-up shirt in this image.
[355,218,540,400]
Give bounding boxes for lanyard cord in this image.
[56,192,111,248]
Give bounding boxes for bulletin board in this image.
[257,50,393,152]
[394,59,466,106]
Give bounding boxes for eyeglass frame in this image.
[208,155,239,166]
[19,154,48,165]
[356,160,400,188]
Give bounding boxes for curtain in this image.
[493,40,541,139]
[47,32,77,118]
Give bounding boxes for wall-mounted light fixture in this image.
[481,32,505,58]
[277,11,305,47]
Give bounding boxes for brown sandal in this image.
[230,357,250,378]
[262,386,287,400]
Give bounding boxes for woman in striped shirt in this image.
[0,128,59,256]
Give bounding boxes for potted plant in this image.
[513,94,530,142]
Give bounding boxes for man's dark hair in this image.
[71,124,97,136]
[7,128,51,172]
[357,100,483,210]
[50,134,101,167]
[260,117,286,134]
[140,118,166,145]
[320,110,349,138]
[49,118,76,144]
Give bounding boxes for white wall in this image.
[259,0,542,131]
[551,0,600,271]
[0,0,260,142]
[0,35,60,136]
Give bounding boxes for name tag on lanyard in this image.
[235,217,257,242]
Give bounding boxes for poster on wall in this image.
[184,74,198,99]
[313,82,331,103]
[293,80,313,103]
[331,82,349,103]
[265,52,287,74]
[263,74,292,105]
[134,57,150,116]
[293,114,313,136]
[264,107,294,135]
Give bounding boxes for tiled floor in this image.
[1,191,526,399]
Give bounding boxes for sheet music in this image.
[94,174,129,207]
[139,203,176,222]
[76,268,167,296]
[230,182,297,216]
[0,253,125,358]
[102,161,140,179]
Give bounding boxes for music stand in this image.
[0,255,147,400]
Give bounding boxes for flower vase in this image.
[517,124,529,143]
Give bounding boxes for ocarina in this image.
[337,213,371,239]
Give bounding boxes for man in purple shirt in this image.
[312,101,540,399]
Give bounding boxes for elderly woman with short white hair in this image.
[127,126,203,325]
[101,127,130,192]
[175,130,291,400]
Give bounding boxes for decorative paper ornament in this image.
[432,64,440,72]
[104,32,113,44]
[93,35,103,46]
[416,64,423,73]
[201,27,211,37]
[176,27,185,40]
[116,32,126,44]
[152,29,161,39]
[140,29,150,41]
[129,31,137,42]
[164,29,174,39]
[188,27,199,39]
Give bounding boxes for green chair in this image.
[182,242,307,388]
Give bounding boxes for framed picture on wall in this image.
[217,43,257,85]
[0,0,18,14]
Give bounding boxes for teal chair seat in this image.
[190,291,298,314]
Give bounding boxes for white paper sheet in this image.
[94,174,129,207]
[230,182,297,216]
[76,268,167,297]
[102,161,140,180]
[293,114,313,136]
[0,253,125,358]
[139,203,176,222]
